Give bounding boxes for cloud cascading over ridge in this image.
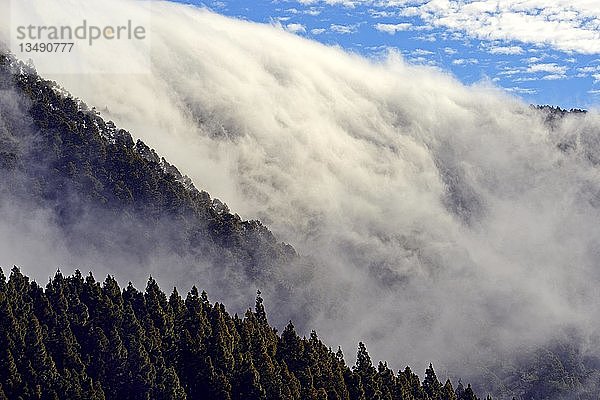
[2,0,600,384]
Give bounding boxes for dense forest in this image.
[0,267,480,400]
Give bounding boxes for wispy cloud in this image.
[541,74,567,81]
[452,58,479,66]
[374,22,412,35]
[526,63,568,74]
[444,47,457,55]
[505,86,538,94]
[286,23,307,33]
[489,46,524,55]
[330,23,360,34]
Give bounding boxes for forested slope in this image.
[0,52,302,300]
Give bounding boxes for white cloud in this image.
[527,63,568,74]
[513,76,539,82]
[414,1,600,54]
[286,23,307,33]
[452,58,479,65]
[505,86,538,94]
[523,57,543,63]
[374,22,412,34]
[489,46,524,55]
[330,23,360,34]
[415,33,437,42]
[287,6,322,16]
[412,48,433,56]
[298,0,362,7]
[578,66,600,74]
[407,56,438,66]
[498,67,522,76]
[311,28,326,35]
[299,0,600,54]
[443,47,457,55]
[368,9,398,18]
[541,74,567,81]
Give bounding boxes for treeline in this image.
[0,267,480,400]
[533,105,587,115]
[533,105,587,129]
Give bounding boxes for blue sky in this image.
[173,0,600,109]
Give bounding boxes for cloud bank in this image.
[414,0,600,54]
[2,0,600,388]
[296,0,600,55]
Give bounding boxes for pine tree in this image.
[121,304,156,400]
[399,366,426,400]
[177,286,213,398]
[23,315,60,398]
[279,361,301,400]
[144,277,171,337]
[255,290,267,324]
[232,352,266,399]
[207,303,236,374]
[344,367,365,400]
[461,384,478,400]
[455,381,465,399]
[154,364,186,400]
[377,362,395,400]
[167,287,186,365]
[456,381,478,400]
[0,286,23,398]
[442,379,457,400]
[354,342,381,400]
[423,363,443,400]
[278,322,304,373]
[98,326,128,399]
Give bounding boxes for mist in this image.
[2,0,600,387]
[0,67,317,337]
